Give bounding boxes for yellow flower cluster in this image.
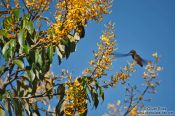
[83,23,115,79]
[25,0,50,10]
[143,53,162,79]
[113,62,136,83]
[64,79,87,115]
[115,72,129,81]
[14,0,19,8]
[129,106,137,116]
[44,0,112,45]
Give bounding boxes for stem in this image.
[124,87,134,116]
[1,0,7,9]
[21,0,30,14]
[6,92,62,99]
[123,86,149,116]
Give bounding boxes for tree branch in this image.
[6,92,62,99]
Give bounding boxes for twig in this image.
[124,87,134,116]
[3,69,23,89]
[0,10,10,15]
[1,0,7,9]
[32,1,49,21]
[123,84,150,116]
[21,0,30,15]
[6,92,62,99]
[127,86,149,114]
[38,108,55,114]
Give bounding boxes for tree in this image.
[0,0,161,116]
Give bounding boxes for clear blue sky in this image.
[0,0,174,115]
[52,0,175,115]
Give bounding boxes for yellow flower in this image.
[143,72,148,78]
[157,67,162,72]
[82,68,91,75]
[152,52,158,58]
[129,106,137,116]
[124,66,129,71]
[151,74,157,78]
[139,95,143,100]
[64,78,87,115]
[89,60,95,65]
[107,103,115,109]
[64,104,74,116]
[116,100,121,106]
[101,35,110,45]
[117,73,129,80]
[101,65,108,70]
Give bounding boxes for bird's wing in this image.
[141,58,152,65]
[112,52,130,58]
[135,55,151,66]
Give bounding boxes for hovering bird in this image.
[114,49,149,67]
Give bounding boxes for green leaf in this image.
[23,19,34,35]
[3,16,12,29]
[35,68,40,79]
[35,50,42,66]
[24,103,30,116]
[22,19,27,29]
[2,41,10,55]
[23,44,30,54]
[48,45,54,62]
[18,29,25,48]
[41,49,50,74]
[12,8,20,19]
[27,51,35,65]
[65,40,71,59]
[13,59,24,69]
[93,91,99,109]
[95,81,99,90]
[0,29,7,37]
[27,69,35,82]
[26,21,34,35]
[64,41,76,59]
[70,42,76,53]
[2,39,16,59]
[56,47,63,65]
[61,38,69,45]
[99,87,104,101]
[0,106,5,116]
[88,86,99,109]
[24,14,30,20]
[32,78,38,95]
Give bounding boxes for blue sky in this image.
[52,0,175,115]
[1,0,174,115]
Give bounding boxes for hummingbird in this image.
[114,49,149,67]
